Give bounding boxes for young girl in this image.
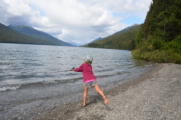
[73,55,108,107]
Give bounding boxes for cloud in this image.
[0,0,152,44]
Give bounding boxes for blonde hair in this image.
[84,60,92,65]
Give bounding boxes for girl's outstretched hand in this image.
[71,67,75,71]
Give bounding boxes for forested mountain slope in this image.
[0,23,57,45]
[84,25,140,50]
[8,25,72,46]
[132,0,181,63]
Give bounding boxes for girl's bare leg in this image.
[94,84,108,105]
[83,86,89,106]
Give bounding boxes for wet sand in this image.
[34,63,181,120]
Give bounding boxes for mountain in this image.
[82,37,102,46]
[84,25,141,50]
[68,42,80,47]
[91,37,102,42]
[8,24,73,46]
[0,23,65,45]
[114,24,140,35]
[132,0,181,63]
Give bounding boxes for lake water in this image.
[0,43,154,119]
[0,43,151,91]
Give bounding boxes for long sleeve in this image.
[74,64,84,72]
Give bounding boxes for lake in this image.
[0,43,154,119]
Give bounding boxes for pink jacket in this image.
[74,63,96,83]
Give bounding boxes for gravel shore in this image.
[36,63,181,120]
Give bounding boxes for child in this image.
[73,55,108,107]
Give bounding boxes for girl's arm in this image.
[73,64,84,72]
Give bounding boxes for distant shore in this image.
[35,63,181,120]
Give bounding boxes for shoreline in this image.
[0,62,154,120]
[35,63,181,120]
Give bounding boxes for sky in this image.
[0,0,152,45]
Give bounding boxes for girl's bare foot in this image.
[104,98,108,105]
[82,103,86,107]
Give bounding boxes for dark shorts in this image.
[84,80,97,88]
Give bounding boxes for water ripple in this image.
[0,43,152,90]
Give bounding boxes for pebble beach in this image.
[35,63,181,120]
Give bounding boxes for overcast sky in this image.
[0,0,152,44]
